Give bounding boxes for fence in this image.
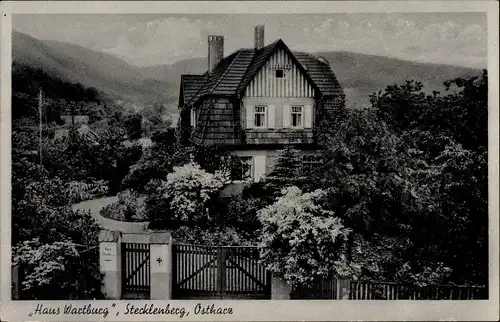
[349,280,487,300]
[291,278,487,300]
[291,277,340,299]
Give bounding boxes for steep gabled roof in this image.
[294,52,344,96]
[180,39,344,110]
[186,51,243,106]
[236,39,321,97]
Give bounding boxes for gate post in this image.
[271,273,291,299]
[337,278,351,299]
[149,231,172,300]
[99,230,122,299]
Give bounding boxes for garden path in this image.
[73,196,149,233]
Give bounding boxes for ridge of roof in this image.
[181,39,344,107]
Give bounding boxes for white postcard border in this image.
[1,1,498,321]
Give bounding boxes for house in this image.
[54,115,99,144]
[178,25,345,182]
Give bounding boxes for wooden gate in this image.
[121,243,150,298]
[172,244,271,299]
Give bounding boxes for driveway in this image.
[73,196,149,233]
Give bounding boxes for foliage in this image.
[123,113,144,140]
[11,62,111,121]
[67,179,109,203]
[99,190,148,222]
[172,226,255,246]
[11,171,103,299]
[266,147,303,185]
[12,239,103,300]
[258,186,357,287]
[148,162,227,229]
[305,71,488,286]
[121,128,190,193]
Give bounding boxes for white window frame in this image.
[254,105,267,128]
[240,156,253,180]
[291,105,304,128]
[190,108,196,128]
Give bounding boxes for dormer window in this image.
[275,69,284,78]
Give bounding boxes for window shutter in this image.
[283,104,291,128]
[304,104,313,128]
[268,105,275,129]
[246,105,254,129]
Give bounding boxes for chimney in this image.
[254,25,265,50]
[208,35,224,73]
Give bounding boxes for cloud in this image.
[14,13,487,68]
[308,15,486,68]
[101,17,218,65]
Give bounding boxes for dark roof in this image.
[180,74,207,105]
[294,52,344,97]
[180,39,344,108]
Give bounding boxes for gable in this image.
[243,47,315,98]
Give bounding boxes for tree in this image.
[304,71,488,286]
[123,113,143,140]
[258,186,357,287]
[265,147,303,186]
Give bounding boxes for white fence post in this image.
[149,231,173,300]
[99,230,122,299]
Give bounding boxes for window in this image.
[231,156,253,180]
[190,109,196,128]
[254,105,266,128]
[291,105,303,127]
[275,69,284,78]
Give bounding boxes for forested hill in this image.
[13,30,482,112]
[12,62,116,122]
[12,31,176,113]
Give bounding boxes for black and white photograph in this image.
[1,1,498,320]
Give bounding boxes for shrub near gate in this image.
[258,186,359,288]
[99,189,147,222]
[147,162,227,229]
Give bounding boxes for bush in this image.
[13,238,103,300]
[67,179,109,203]
[99,202,127,221]
[147,162,227,229]
[258,186,358,287]
[99,190,148,222]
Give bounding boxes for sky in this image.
[12,13,487,68]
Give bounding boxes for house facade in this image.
[178,25,345,182]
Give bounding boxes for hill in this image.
[315,51,481,106]
[12,31,177,112]
[139,52,481,107]
[13,31,482,112]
